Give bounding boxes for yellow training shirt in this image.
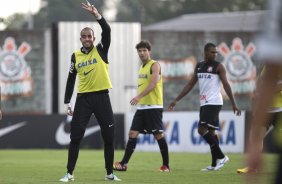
[138,60,163,105]
[74,47,112,93]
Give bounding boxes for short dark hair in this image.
[204,42,216,52]
[135,40,152,51]
[81,27,94,36]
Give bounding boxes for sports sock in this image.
[203,132,224,161]
[211,134,219,166]
[157,137,169,167]
[121,138,137,165]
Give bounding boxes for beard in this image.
[83,42,93,50]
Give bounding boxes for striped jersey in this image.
[195,60,223,106]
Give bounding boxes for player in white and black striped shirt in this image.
[169,43,241,171]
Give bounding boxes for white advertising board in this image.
[125,111,245,153]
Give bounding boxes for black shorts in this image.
[199,105,222,130]
[266,111,282,129]
[130,108,164,135]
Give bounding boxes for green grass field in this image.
[0,150,278,184]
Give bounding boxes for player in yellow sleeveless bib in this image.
[237,66,282,174]
[59,2,120,182]
[74,47,112,93]
[137,59,163,105]
[113,40,170,172]
[247,1,282,183]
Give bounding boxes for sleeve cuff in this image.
[96,14,102,20]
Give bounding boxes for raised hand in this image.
[81,1,101,18]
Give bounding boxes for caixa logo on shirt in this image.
[0,37,33,99]
[77,58,97,69]
[198,73,211,79]
[138,74,148,79]
[218,38,256,95]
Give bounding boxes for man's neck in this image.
[205,58,213,62]
[82,46,94,54]
[142,58,151,65]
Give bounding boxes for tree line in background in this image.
[1,0,266,30]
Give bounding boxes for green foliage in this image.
[46,0,103,22]
[3,13,29,30]
[33,0,104,29]
[3,0,267,30]
[0,150,278,184]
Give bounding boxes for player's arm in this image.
[130,63,160,105]
[96,17,111,63]
[97,15,111,56]
[168,68,198,110]
[82,1,111,63]
[64,54,77,115]
[217,63,241,115]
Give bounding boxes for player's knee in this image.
[198,126,207,135]
[129,131,138,138]
[197,128,203,135]
[104,138,114,146]
[101,130,114,144]
[154,133,164,140]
